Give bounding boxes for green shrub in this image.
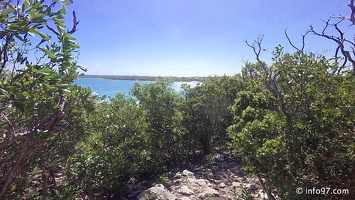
[67,93,154,198]
[0,0,87,198]
[228,49,355,199]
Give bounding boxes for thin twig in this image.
[68,11,79,34]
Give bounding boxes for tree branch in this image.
[285,29,310,53]
[68,11,79,34]
[0,94,67,195]
[310,18,355,74]
[245,35,264,64]
[349,0,355,25]
[245,35,288,114]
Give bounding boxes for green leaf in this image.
[53,18,65,30]
[39,47,56,59]
[63,88,71,93]
[30,8,36,19]
[14,82,22,87]
[32,166,43,175]
[58,6,67,15]
[10,185,16,192]
[38,32,51,41]
[77,65,87,72]
[43,83,52,88]
[32,15,46,23]
[22,0,30,12]
[59,84,69,88]
[0,88,9,97]
[38,67,53,74]
[22,91,30,97]
[1,5,15,16]
[60,0,73,5]
[29,28,51,41]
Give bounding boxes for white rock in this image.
[138,184,177,200]
[256,189,268,199]
[178,197,191,200]
[182,170,194,176]
[219,182,226,188]
[199,187,219,198]
[178,185,195,195]
[232,182,242,188]
[193,178,209,186]
[174,172,182,179]
[173,179,181,185]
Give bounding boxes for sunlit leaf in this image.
[39,47,56,59]
[60,0,73,5]
[31,166,43,175]
[22,0,30,11]
[22,91,30,97]
[77,65,87,72]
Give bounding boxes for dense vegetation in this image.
[228,49,355,199]
[0,0,354,199]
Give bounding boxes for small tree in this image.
[0,0,86,197]
[67,93,152,198]
[229,47,355,199]
[228,1,355,199]
[131,79,188,164]
[183,75,244,155]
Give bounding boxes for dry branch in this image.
[245,36,288,115]
[284,29,311,53]
[349,0,355,25]
[309,18,355,74]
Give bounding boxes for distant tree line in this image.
[80,74,209,82]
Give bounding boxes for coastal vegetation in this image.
[0,0,354,199]
[80,74,209,82]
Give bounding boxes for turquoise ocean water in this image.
[74,78,199,97]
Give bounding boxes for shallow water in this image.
[74,78,200,97]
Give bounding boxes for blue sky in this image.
[68,0,349,76]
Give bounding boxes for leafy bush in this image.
[228,49,355,199]
[182,75,244,155]
[67,93,154,198]
[131,79,190,164]
[0,0,88,198]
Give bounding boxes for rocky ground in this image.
[126,149,269,200]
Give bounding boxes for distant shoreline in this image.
[79,75,208,82]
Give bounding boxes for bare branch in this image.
[68,11,79,34]
[331,0,355,25]
[284,29,311,53]
[245,35,288,115]
[285,29,300,52]
[0,138,29,196]
[310,19,355,74]
[0,94,67,195]
[0,34,11,74]
[245,35,268,76]
[245,35,265,64]
[46,25,59,36]
[349,0,355,25]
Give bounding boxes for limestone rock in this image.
[135,150,268,200]
[199,187,219,198]
[138,184,177,200]
[174,172,182,179]
[182,169,194,176]
[177,197,191,200]
[178,185,194,195]
[219,182,226,188]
